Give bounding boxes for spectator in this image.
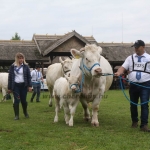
[30,65,43,102]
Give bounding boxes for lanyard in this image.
[14,65,23,74]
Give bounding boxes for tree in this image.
[11,33,21,40]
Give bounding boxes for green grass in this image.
[0,90,150,150]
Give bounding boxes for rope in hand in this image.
[119,76,150,106]
[101,73,150,105]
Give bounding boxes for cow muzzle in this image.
[71,86,76,90]
[94,68,102,76]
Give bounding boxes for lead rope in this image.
[119,76,150,105]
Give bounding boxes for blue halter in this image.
[70,83,81,93]
[70,58,101,93]
[82,58,100,73]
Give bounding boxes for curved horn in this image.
[59,57,64,64]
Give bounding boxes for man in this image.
[115,40,150,132]
[30,65,43,102]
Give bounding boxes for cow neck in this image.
[84,76,96,85]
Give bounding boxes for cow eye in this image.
[86,58,90,62]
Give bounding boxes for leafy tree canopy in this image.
[11,32,21,40]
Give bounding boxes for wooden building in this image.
[0,40,49,72]
[0,30,150,73]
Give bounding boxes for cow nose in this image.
[71,86,76,91]
[95,68,102,73]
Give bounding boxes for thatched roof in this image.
[33,30,98,56]
[0,40,49,62]
[0,31,98,66]
[99,43,150,62]
[1,30,150,66]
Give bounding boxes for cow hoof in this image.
[91,122,99,127]
[54,117,58,123]
[84,118,91,122]
[69,123,73,126]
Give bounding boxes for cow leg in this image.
[91,96,101,127]
[2,88,7,102]
[63,102,70,125]
[59,97,65,109]
[80,98,91,121]
[69,100,79,126]
[54,96,60,122]
[48,86,53,107]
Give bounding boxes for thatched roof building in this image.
[32,30,98,64]
[0,30,150,72]
[0,40,49,68]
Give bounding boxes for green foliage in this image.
[11,33,21,40]
[0,90,150,150]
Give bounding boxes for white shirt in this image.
[122,52,150,83]
[31,69,43,82]
[14,64,24,83]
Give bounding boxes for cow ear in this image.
[59,57,64,65]
[70,49,82,59]
[98,46,103,54]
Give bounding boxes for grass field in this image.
[0,90,150,150]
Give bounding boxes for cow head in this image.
[70,44,102,77]
[59,57,73,74]
[65,73,80,93]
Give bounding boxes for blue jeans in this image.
[31,83,41,101]
[13,82,28,104]
[129,81,150,127]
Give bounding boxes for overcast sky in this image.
[0,0,150,43]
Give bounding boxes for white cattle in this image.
[0,73,9,102]
[70,44,113,126]
[46,57,73,107]
[53,73,80,126]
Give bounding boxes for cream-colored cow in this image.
[70,44,113,126]
[53,73,80,126]
[46,57,73,107]
[0,73,9,102]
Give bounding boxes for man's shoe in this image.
[140,125,150,132]
[131,122,138,128]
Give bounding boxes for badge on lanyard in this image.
[134,62,145,71]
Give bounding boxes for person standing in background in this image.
[8,52,32,120]
[30,65,43,102]
[113,76,118,89]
